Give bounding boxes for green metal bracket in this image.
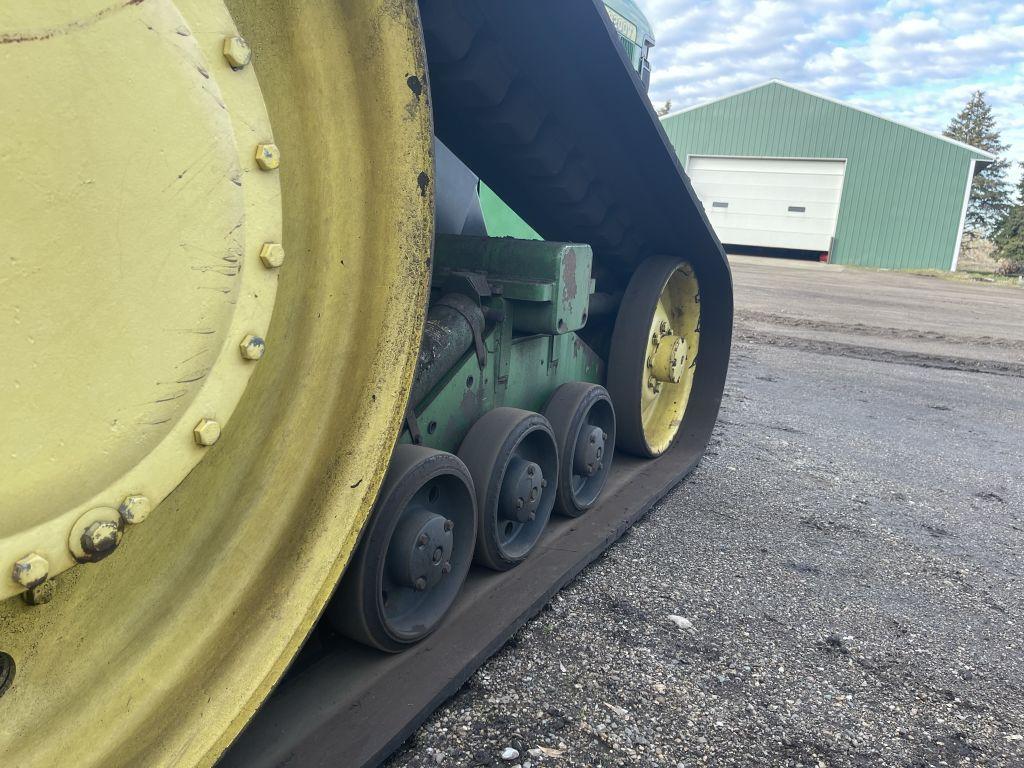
[434,235,595,335]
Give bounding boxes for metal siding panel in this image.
[661,84,974,270]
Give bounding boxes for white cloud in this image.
[642,0,1024,175]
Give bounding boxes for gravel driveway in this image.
[387,258,1024,768]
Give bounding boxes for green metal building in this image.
[660,81,994,271]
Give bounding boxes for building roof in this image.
[661,80,995,162]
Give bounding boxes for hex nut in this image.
[81,520,122,561]
[259,243,285,269]
[255,143,280,171]
[222,36,252,69]
[119,494,152,525]
[22,580,55,606]
[239,334,266,361]
[12,553,48,589]
[194,418,222,447]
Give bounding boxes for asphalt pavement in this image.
[387,256,1024,768]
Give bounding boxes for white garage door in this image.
[686,156,846,252]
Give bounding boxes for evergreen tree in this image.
[944,91,1012,235]
[993,167,1024,274]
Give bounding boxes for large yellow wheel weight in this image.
[0,2,434,767]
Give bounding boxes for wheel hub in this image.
[573,425,606,477]
[500,457,544,523]
[388,509,454,591]
[1,0,281,599]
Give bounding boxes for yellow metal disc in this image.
[0,0,433,765]
[1,0,281,598]
[641,263,701,456]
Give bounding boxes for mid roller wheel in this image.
[327,445,477,652]
[544,383,616,517]
[607,256,701,457]
[458,408,559,571]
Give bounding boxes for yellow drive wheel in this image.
[607,256,702,457]
[0,1,433,766]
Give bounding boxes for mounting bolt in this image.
[81,520,121,560]
[443,519,453,532]
[541,478,548,488]
[441,561,452,574]
[602,432,608,441]
[527,465,535,476]
[239,334,266,361]
[647,356,653,368]
[259,242,285,269]
[11,553,48,589]
[528,512,536,521]
[255,143,280,171]
[417,533,429,547]
[22,580,55,606]
[659,320,670,335]
[414,577,427,591]
[222,36,252,69]
[118,494,151,525]
[515,498,524,510]
[193,418,221,447]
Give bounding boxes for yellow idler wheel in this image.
[0,1,432,766]
[607,256,701,457]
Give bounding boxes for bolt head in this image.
[443,519,454,532]
[193,418,221,447]
[259,242,285,269]
[118,494,151,525]
[222,36,252,69]
[417,533,429,548]
[81,520,121,558]
[12,552,48,589]
[441,561,452,575]
[659,320,671,335]
[239,334,266,361]
[255,143,280,171]
[414,577,427,591]
[528,512,536,521]
[515,498,525,510]
[541,478,548,488]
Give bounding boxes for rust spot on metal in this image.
[417,172,430,197]
[562,247,578,311]
[406,75,423,99]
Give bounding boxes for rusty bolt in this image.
[22,580,55,606]
[541,478,548,488]
[646,355,653,368]
[414,577,427,591]
[255,143,280,171]
[659,320,671,335]
[443,519,453,532]
[417,533,429,548]
[239,334,266,361]
[441,561,452,575]
[193,418,221,447]
[259,242,285,269]
[118,494,151,525]
[81,520,121,560]
[222,36,252,69]
[12,553,48,589]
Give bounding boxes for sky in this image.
[641,0,1024,188]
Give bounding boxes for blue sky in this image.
[642,0,1024,185]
